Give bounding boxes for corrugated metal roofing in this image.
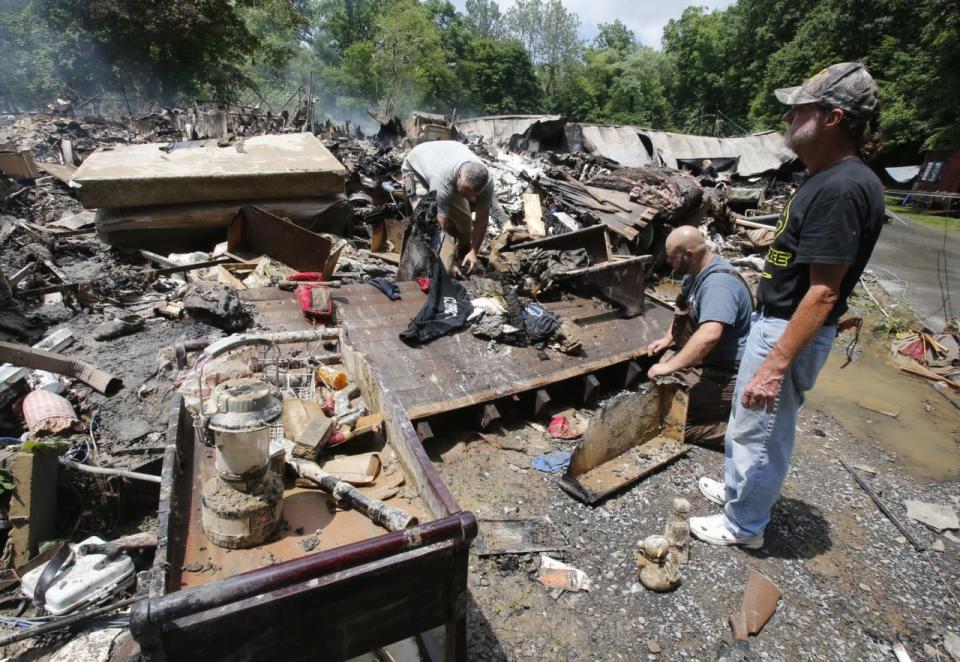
[454,115,562,146]
[579,125,653,168]
[636,129,795,177]
[453,114,795,177]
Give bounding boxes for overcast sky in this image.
[449,0,736,48]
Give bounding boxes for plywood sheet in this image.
[335,281,672,419]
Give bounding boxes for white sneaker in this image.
[698,477,725,506]
[689,514,764,549]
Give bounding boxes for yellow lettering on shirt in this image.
[766,247,793,267]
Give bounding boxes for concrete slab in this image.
[72,133,346,209]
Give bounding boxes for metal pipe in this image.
[130,512,476,635]
[202,330,340,360]
[840,458,924,551]
[0,341,122,396]
[0,596,138,647]
[59,457,161,484]
[290,459,417,532]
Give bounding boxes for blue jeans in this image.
[722,313,836,537]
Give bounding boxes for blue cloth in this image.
[681,256,753,364]
[368,277,401,301]
[531,450,572,473]
[722,312,836,537]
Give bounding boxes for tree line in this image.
[1,0,956,164]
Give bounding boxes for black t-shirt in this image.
[757,157,885,324]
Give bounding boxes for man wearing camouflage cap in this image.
[690,62,885,549]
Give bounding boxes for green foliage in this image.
[593,20,636,54]
[21,438,69,454]
[581,47,671,127]
[0,469,14,496]
[660,0,959,161]
[31,0,285,102]
[872,315,911,337]
[464,0,505,40]
[2,0,957,158]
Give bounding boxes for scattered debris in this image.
[904,500,960,532]
[535,554,591,592]
[945,631,960,662]
[725,570,782,658]
[856,396,901,418]
[560,385,688,504]
[93,314,145,341]
[474,517,566,556]
[531,450,572,473]
[841,458,927,550]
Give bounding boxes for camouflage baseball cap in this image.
[774,62,879,119]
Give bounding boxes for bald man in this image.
[646,226,753,445]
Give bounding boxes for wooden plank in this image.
[254,281,672,422]
[523,193,545,237]
[37,162,76,184]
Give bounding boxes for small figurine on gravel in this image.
[635,535,682,592]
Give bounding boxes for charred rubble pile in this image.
[0,107,807,655]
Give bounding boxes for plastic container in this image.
[207,379,282,480]
[21,536,135,615]
[316,366,347,390]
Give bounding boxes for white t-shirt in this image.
[401,141,492,217]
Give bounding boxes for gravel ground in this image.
[435,381,960,662]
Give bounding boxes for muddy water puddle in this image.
[807,341,960,480]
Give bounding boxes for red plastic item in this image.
[325,430,348,448]
[296,283,334,322]
[288,272,326,283]
[320,394,336,417]
[899,338,926,362]
[548,415,579,439]
[416,277,430,293]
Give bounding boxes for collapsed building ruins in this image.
[4,104,948,660]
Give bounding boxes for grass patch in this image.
[885,195,960,232]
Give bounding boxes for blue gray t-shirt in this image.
[680,256,752,364]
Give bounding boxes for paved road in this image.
[869,212,960,330]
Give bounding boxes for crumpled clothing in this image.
[532,450,572,473]
[472,296,507,316]
[400,259,472,345]
[397,192,440,282]
[416,276,430,293]
[472,314,504,339]
[517,248,591,288]
[368,277,401,300]
[524,303,561,343]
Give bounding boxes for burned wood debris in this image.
[0,105,815,659]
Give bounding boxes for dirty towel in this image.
[399,259,472,345]
[532,450,572,473]
[368,277,401,300]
